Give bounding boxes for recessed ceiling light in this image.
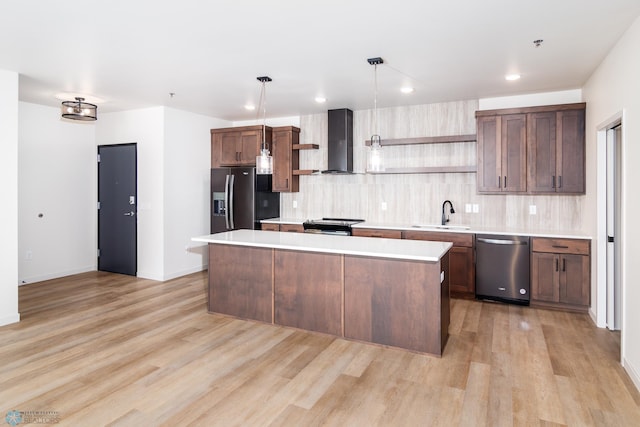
[505,74,521,81]
[400,87,414,94]
[315,96,327,103]
[244,104,256,111]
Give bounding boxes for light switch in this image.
[472,204,479,213]
[381,202,387,211]
[465,203,472,213]
[529,205,537,215]
[293,200,298,209]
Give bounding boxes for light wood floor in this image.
[1,271,639,426]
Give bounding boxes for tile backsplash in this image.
[279,100,586,232]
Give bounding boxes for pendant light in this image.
[367,57,384,172]
[61,97,97,121]
[256,76,273,175]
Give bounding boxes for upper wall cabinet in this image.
[528,109,585,194]
[272,126,300,192]
[476,103,586,195]
[211,125,272,168]
[477,114,527,193]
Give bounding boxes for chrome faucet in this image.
[442,200,455,226]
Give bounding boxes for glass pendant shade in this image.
[367,134,384,172]
[256,148,273,175]
[61,97,97,121]
[255,76,273,175]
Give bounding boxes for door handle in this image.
[224,174,230,229]
[124,211,135,216]
[229,174,235,229]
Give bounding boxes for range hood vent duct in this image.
[323,108,353,174]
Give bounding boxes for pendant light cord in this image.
[374,63,378,138]
[257,81,267,150]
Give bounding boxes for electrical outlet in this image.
[529,205,537,215]
[472,204,479,213]
[465,203,472,213]
[293,200,298,209]
[381,202,388,211]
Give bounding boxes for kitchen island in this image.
[192,230,452,356]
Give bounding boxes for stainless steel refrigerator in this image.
[211,167,279,233]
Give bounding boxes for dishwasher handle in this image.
[477,237,528,245]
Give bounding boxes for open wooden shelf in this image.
[365,134,476,146]
[366,165,477,175]
[292,144,319,150]
[293,169,319,175]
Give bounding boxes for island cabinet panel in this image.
[208,244,273,322]
[344,253,449,355]
[274,250,343,336]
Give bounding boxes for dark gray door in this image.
[231,167,255,230]
[98,144,137,276]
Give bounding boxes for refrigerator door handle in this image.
[229,174,235,229]
[224,174,230,230]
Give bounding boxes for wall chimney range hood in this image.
[322,108,353,174]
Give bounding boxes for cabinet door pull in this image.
[555,258,559,272]
[498,176,501,188]
[559,176,563,189]
[504,176,507,188]
[552,175,556,189]
[552,245,569,249]
[562,258,566,272]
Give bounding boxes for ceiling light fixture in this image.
[314,96,327,103]
[256,76,273,175]
[367,57,385,172]
[505,74,521,81]
[400,87,414,94]
[61,97,97,121]
[244,104,256,111]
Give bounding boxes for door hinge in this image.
[97,249,100,257]
[97,154,101,163]
[97,201,101,210]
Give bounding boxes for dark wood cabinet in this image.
[528,109,585,193]
[531,237,590,312]
[274,250,343,336]
[272,126,300,192]
[477,114,527,193]
[260,223,304,232]
[351,228,402,239]
[211,125,271,168]
[344,253,449,355]
[476,103,585,195]
[208,244,273,322]
[402,230,475,297]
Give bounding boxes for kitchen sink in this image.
[412,224,471,230]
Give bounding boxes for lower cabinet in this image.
[260,223,304,232]
[531,238,590,311]
[402,230,475,298]
[351,228,402,239]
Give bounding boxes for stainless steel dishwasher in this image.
[475,234,530,305]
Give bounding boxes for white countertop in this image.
[192,229,452,262]
[259,218,591,240]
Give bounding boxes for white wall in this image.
[163,108,229,280]
[583,15,640,390]
[0,70,19,326]
[18,103,97,284]
[478,89,583,110]
[96,108,166,280]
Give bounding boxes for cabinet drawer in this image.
[532,238,589,255]
[352,228,402,239]
[402,230,473,247]
[280,224,304,233]
[261,223,280,232]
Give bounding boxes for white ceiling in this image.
[2,0,640,121]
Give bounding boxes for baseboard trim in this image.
[162,265,207,281]
[19,266,96,285]
[0,312,20,327]
[623,357,640,393]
